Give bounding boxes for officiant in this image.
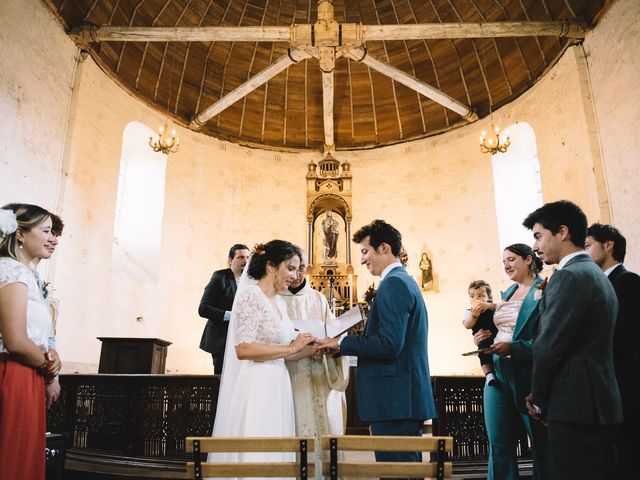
[280,246,349,464]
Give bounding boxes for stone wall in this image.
[0,0,638,374]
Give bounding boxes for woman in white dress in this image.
[209,240,317,478]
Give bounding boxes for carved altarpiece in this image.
[305,152,357,312]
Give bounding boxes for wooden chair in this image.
[185,437,315,479]
[321,435,454,479]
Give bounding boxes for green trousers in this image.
[483,356,551,480]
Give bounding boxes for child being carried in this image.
[463,280,498,387]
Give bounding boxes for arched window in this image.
[491,122,543,250]
[113,121,167,277]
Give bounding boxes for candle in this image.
[348,274,353,309]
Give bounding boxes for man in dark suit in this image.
[319,220,437,470]
[585,223,640,476]
[523,201,622,480]
[198,244,250,374]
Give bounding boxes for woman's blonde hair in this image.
[0,203,52,261]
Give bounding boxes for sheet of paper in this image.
[326,305,365,338]
[294,318,327,338]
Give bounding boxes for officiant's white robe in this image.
[281,285,349,442]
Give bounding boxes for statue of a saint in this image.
[322,211,339,262]
[419,252,433,289]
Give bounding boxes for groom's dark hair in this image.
[353,220,402,256]
[523,200,587,248]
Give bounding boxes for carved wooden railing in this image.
[47,374,219,459]
[431,376,532,477]
[47,375,530,477]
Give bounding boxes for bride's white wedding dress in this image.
[208,284,297,480]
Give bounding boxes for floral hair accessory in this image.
[0,209,18,236]
[533,277,548,301]
[253,243,266,255]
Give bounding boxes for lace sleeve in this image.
[0,259,31,289]
[233,287,261,345]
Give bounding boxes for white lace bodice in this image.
[0,257,53,353]
[234,285,296,347]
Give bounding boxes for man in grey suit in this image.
[523,201,622,480]
[198,244,250,374]
[319,220,437,472]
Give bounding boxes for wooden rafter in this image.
[360,21,590,40]
[70,20,590,46]
[322,70,334,149]
[345,47,478,122]
[57,0,601,151]
[190,48,312,129]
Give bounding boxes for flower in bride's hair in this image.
[0,209,18,237]
[533,277,548,301]
[252,243,266,255]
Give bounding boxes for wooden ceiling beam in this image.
[70,20,590,47]
[322,70,334,151]
[345,47,478,122]
[70,25,292,44]
[190,48,312,129]
[362,21,591,41]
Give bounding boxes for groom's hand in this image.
[316,337,340,355]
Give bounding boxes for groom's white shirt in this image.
[380,261,403,282]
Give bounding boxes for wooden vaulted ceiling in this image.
[44,0,607,152]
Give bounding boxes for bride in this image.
[208,240,317,479]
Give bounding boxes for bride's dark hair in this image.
[247,239,297,279]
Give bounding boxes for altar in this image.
[304,152,359,313]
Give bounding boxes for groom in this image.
[320,220,436,467]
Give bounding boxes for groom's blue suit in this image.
[340,265,436,462]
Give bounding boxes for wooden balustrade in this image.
[46,374,530,478]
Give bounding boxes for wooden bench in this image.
[185,437,315,479]
[321,435,454,479]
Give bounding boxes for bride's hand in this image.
[291,333,316,352]
[297,344,318,359]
